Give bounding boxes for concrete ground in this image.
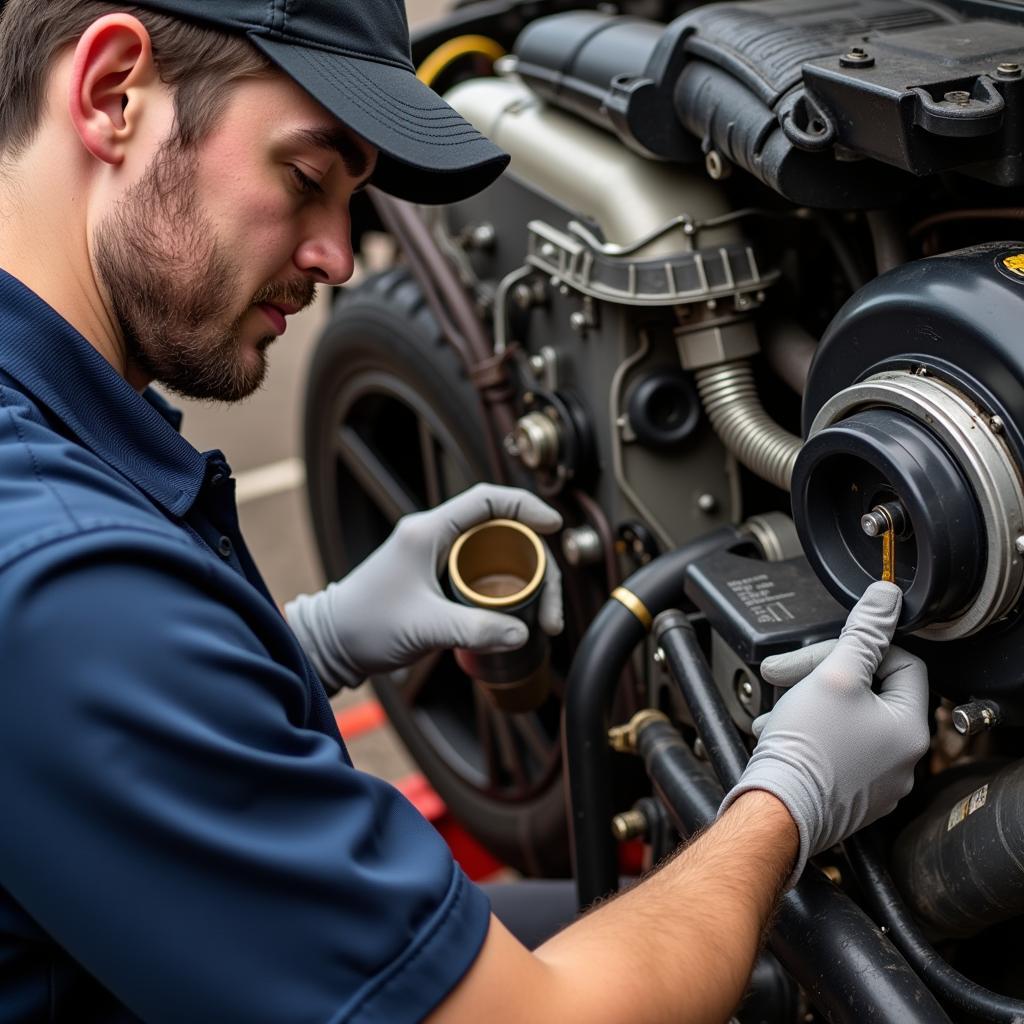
[166,0,450,784]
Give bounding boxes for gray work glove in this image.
[719,581,930,888]
[285,484,563,693]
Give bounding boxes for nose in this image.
[293,209,355,286]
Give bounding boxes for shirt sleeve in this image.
[0,527,491,1024]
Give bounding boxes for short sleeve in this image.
[0,529,490,1023]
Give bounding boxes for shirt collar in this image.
[0,270,207,517]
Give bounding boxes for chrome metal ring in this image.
[809,370,1024,639]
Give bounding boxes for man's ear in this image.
[67,14,159,166]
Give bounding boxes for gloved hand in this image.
[719,581,930,888]
[285,484,563,693]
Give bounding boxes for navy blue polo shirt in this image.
[0,270,490,1022]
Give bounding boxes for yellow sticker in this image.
[1003,253,1024,278]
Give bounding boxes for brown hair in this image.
[0,0,272,158]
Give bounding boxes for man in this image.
[0,1,930,1021]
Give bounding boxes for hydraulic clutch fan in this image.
[792,243,1024,715]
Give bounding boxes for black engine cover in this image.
[799,243,1024,717]
[514,0,1024,204]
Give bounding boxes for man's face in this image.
[93,72,375,402]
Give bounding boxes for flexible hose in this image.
[845,834,1024,1023]
[564,527,744,907]
[695,359,802,491]
[416,34,506,87]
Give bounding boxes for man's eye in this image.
[290,165,324,196]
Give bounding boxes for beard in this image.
[92,141,315,402]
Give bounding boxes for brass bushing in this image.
[448,519,550,712]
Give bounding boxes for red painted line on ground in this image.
[334,699,388,740]
[395,771,447,822]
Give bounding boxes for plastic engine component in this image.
[683,548,849,666]
[513,2,1024,203]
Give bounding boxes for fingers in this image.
[439,484,563,540]
[827,581,902,684]
[876,644,930,716]
[751,712,770,739]
[433,601,529,653]
[760,639,838,688]
[539,543,563,636]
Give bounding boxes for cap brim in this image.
[250,36,509,205]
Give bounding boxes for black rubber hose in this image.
[564,526,744,908]
[653,611,748,788]
[845,833,1024,1023]
[635,720,952,1024]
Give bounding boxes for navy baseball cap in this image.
[130,0,509,204]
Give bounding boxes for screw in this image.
[569,310,588,333]
[914,365,928,376]
[539,242,557,261]
[991,415,1005,434]
[736,678,755,707]
[653,647,665,666]
[840,47,875,68]
[997,61,1022,78]
[1015,535,1024,555]
[528,353,546,375]
[944,90,972,106]
[468,222,496,250]
[697,493,718,514]
[513,282,538,311]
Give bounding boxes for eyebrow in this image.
[282,127,374,186]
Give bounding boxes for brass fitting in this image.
[608,708,670,754]
[611,808,648,841]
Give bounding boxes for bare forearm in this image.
[433,790,798,1024]
[535,790,796,1023]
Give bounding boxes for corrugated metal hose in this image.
[695,360,802,491]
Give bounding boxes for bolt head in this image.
[997,62,1022,77]
[569,311,588,333]
[991,415,1005,434]
[528,353,546,375]
[539,242,557,260]
[469,223,496,249]
[1015,535,1024,555]
[697,493,718,514]
[653,648,665,665]
[944,90,972,106]
[840,47,875,67]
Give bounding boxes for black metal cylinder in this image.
[892,759,1024,939]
